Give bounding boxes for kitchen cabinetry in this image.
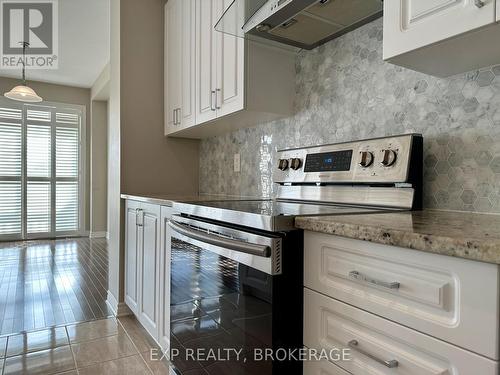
[384,0,500,77]
[124,200,161,341]
[164,0,196,131]
[165,0,295,139]
[304,232,500,373]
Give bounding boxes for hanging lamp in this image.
[4,42,43,103]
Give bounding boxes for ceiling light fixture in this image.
[4,42,43,103]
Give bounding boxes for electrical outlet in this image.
[234,153,241,173]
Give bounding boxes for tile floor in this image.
[0,316,171,374]
[0,238,112,335]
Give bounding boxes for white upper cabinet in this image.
[165,0,196,133]
[194,0,218,125]
[384,0,500,77]
[215,0,245,118]
[165,0,295,138]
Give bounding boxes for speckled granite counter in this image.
[295,210,500,265]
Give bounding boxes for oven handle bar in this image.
[168,220,272,258]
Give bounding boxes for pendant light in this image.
[4,42,43,103]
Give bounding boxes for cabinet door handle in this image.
[172,109,176,125]
[215,88,221,109]
[136,209,144,227]
[474,0,485,7]
[210,90,216,111]
[348,340,399,368]
[176,108,181,125]
[349,270,400,290]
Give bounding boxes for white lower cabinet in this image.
[124,200,162,342]
[303,232,500,375]
[304,232,500,359]
[304,288,499,375]
[303,359,350,375]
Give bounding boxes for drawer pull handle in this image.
[349,271,400,290]
[348,340,399,368]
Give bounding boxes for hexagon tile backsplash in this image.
[199,18,500,214]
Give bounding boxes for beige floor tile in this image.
[118,316,160,353]
[140,351,172,374]
[71,329,138,368]
[6,327,69,357]
[0,336,7,358]
[3,346,75,375]
[53,371,78,375]
[66,317,119,344]
[77,354,151,375]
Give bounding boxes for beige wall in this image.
[108,0,122,307]
[90,100,108,235]
[106,0,200,307]
[0,77,92,232]
[120,0,199,195]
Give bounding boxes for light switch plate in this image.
[234,153,241,173]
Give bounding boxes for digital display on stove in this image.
[304,150,353,172]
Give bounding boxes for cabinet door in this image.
[159,206,172,351]
[165,0,181,133]
[215,0,245,118]
[137,203,161,339]
[195,0,218,124]
[179,0,196,128]
[383,0,495,60]
[124,200,140,315]
[497,0,500,21]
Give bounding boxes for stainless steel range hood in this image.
[216,0,383,50]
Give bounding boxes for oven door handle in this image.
[168,220,272,258]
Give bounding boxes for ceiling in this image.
[0,0,110,88]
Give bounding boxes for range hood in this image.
[216,0,383,50]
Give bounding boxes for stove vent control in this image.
[290,158,302,170]
[278,159,289,171]
[380,149,398,167]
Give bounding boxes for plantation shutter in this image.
[0,99,83,240]
[0,105,23,238]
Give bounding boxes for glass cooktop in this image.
[173,199,387,232]
[190,199,380,217]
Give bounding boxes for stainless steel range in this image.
[167,134,423,374]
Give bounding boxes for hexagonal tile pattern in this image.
[474,150,493,166]
[199,17,500,214]
[462,97,479,113]
[461,190,477,205]
[491,157,500,174]
[476,70,495,87]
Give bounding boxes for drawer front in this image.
[304,359,350,375]
[304,289,499,375]
[304,232,500,359]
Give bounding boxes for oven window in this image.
[170,239,273,374]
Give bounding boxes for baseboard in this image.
[106,290,132,317]
[90,231,108,239]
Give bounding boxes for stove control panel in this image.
[274,134,422,184]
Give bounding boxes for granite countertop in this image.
[295,210,500,265]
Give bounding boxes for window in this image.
[0,99,85,240]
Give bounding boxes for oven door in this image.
[167,215,302,375]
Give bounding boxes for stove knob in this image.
[290,158,302,170]
[278,159,289,171]
[380,149,398,167]
[359,151,374,168]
